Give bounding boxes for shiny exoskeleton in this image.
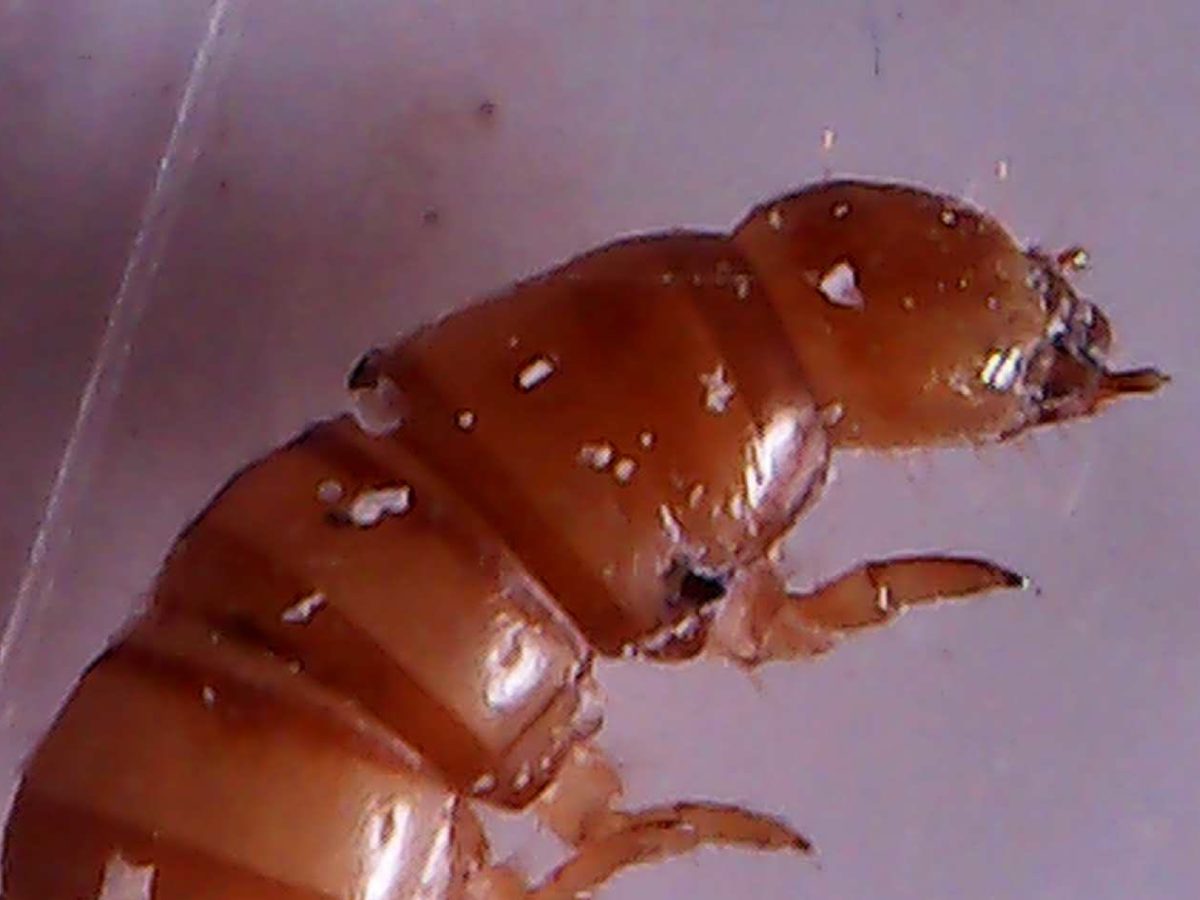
[1,180,1164,899]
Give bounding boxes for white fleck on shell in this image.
[349,375,404,436]
[578,442,615,471]
[517,356,556,391]
[1061,247,1091,271]
[612,457,637,483]
[875,584,893,613]
[699,366,735,414]
[658,504,683,544]
[767,207,784,231]
[281,591,327,625]
[349,485,412,527]
[201,685,216,708]
[316,479,344,504]
[687,483,705,508]
[820,402,846,426]
[512,763,533,791]
[456,409,477,430]
[831,201,851,219]
[97,854,156,900]
[733,273,752,300]
[638,430,655,449]
[939,208,958,227]
[818,261,865,309]
[471,773,497,795]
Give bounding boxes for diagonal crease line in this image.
[0,0,233,681]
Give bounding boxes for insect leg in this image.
[521,743,810,898]
[790,555,1026,631]
[709,556,1025,666]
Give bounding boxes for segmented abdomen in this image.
[3,228,828,898]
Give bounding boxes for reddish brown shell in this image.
[2,179,1120,898]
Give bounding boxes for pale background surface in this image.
[1,2,1196,898]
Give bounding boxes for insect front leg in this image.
[710,556,1026,667]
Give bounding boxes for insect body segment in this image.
[2,180,1163,899]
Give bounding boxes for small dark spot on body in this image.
[664,560,728,608]
[422,208,440,226]
[478,99,498,121]
[680,570,727,605]
[347,349,383,390]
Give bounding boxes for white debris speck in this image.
[456,409,477,430]
[767,207,784,231]
[901,295,916,310]
[316,479,344,504]
[1060,247,1091,271]
[673,615,700,639]
[201,685,216,708]
[471,773,497,795]
[97,853,156,900]
[818,261,865,309]
[349,485,412,527]
[820,402,846,426]
[687,483,705,509]
[733,273,752,300]
[948,373,975,398]
[821,127,836,151]
[578,442,614,470]
[512,764,532,791]
[832,201,851,219]
[638,430,655,449]
[658,504,683,543]
[986,295,1000,311]
[660,271,675,285]
[939,208,958,227]
[875,584,893,614]
[700,365,735,414]
[995,159,1010,180]
[507,336,520,349]
[281,591,326,625]
[517,356,556,391]
[613,457,637,483]
[980,347,1024,391]
[349,375,404,436]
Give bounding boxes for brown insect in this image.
[2,180,1165,899]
